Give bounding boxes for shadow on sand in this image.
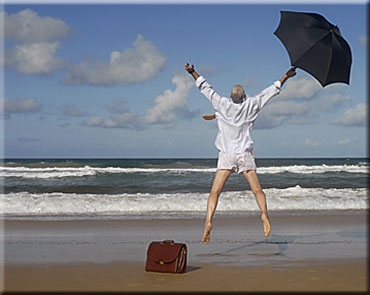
[186,265,202,273]
[199,233,324,257]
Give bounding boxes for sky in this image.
[1,2,368,158]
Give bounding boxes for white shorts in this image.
[217,150,256,174]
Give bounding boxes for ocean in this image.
[1,158,368,220]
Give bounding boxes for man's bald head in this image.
[230,85,246,104]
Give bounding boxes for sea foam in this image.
[1,187,367,217]
[1,164,368,179]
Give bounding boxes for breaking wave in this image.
[1,164,367,179]
[1,186,367,217]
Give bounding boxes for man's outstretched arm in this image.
[254,67,297,110]
[185,62,223,108]
[185,63,215,120]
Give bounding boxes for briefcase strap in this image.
[176,245,187,273]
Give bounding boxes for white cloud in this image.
[254,75,352,129]
[1,9,69,74]
[305,138,319,146]
[145,74,194,124]
[2,97,42,117]
[254,114,285,129]
[104,112,141,129]
[63,104,87,117]
[288,117,313,125]
[337,138,351,145]
[17,136,41,144]
[358,35,368,46]
[65,35,166,86]
[86,116,103,127]
[278,77,322,100]
[255,100,310,129]
[84,74,197,130]
[85,113,141,129]
[254,77,320,129]
[84,98,141,129]
[332,104,367,127]
[5,42,64,74]
[264,100,310,116]
[320,93,351,107]
[0,9,70,43]
[106,98,129,114]
[308,93,352,117]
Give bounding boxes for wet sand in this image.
[3,211,368,292]
[5,259,367,292]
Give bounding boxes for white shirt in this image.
[196,76,281,154]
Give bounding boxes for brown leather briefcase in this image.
[145,240,187,273]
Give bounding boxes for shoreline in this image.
[3,211,368,292]
[2,208,367,221]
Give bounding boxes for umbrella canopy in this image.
[274,11,352,87]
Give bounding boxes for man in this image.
[185,62,296,243]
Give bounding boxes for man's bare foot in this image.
[202,223,212,244]
[261,213,271,237]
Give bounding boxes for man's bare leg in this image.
[243,170,271,237]
[202,169,232,243]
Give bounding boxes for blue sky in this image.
[2,3,367,158]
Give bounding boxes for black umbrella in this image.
[274,11,352,87]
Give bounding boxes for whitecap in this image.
[1,187,367,216]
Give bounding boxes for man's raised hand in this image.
[185,62,199,80]
[185,62,195,74]
[279,66,297,87]
[286,66,297,78]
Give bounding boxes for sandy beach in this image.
[3,210,368,292]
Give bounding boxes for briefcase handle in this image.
[160,240,175,245]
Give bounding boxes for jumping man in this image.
[185,62,296,243]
